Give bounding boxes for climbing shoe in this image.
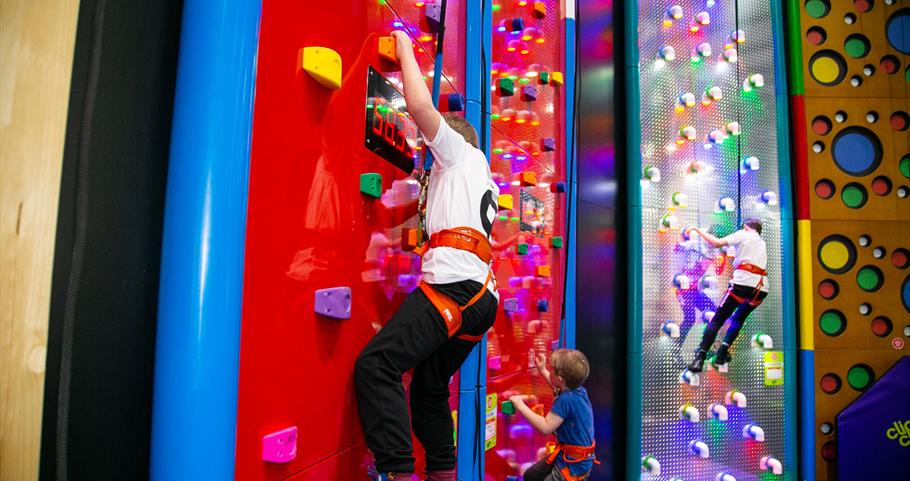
[687,349,707,373]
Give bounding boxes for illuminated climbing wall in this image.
[786,0,909,479]
[484,0,570,478]
[634,1,794,480]
[232,1,467,480]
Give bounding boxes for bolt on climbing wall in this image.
[233,1,467,480]
[484,1,570,478]
[787,0,909,479]
[636,1,792,480]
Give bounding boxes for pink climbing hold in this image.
[262,426,298,463]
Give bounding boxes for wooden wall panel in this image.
[0,1,80,479]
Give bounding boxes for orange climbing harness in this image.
[544,441,599,481]
[416,227,496,342]
[728,262,767,306]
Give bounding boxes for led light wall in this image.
[629,1,796,480]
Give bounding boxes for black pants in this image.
[524,460,578,481]
[697,283,768,352]
[354,280,498,473]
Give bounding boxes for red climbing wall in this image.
[233,2,466,480]
[484,1,569,477]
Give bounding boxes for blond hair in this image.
[550,349,590,389]
[442,112,479,148]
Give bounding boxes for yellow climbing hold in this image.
[820,240,850,271]
[301,46,342,90]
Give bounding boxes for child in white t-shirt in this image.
[685,218,768,373]
[355,31,499,481]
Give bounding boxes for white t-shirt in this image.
[421,116,499,297]
[722,229,769,291]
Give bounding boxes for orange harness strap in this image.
[417,227,495,341]
[729,262,767,305]
[736,262,767,276]
[544,442,598,481]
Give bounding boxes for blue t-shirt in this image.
[550,387,595,475]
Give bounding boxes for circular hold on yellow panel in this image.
[818,234,857,274]
[812,56,841,83]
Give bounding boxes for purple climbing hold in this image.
[503,298,519,312]
[521,85,538,101]
[541,137,556,152]
[447,93,465,112]
[425,1,442,32]
[537,299,549,312]
[314,287,352,320]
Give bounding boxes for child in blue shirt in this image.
[509,349,596,481]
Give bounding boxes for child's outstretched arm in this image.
[687,227,728,248]
[535,352,555,388]
[508,395,564,435]
[390,31,442,142]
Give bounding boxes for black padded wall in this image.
[40,1,183,480]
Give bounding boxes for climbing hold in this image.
[680,404,700,422]
[550,181,567,193]
[503,298,519,312]
[662,321,680,338]
[709,403,729,421]
[541,137,556,152]
[672,192,689,207]
[673,274,691,290]
[520,171,538,186]
[689,440,710,458]
[401,227,421,251]
[498,77,515,96]
[725,389,747,407]
[378,36,399,65]
[661,214,680,230]
[550,236,563,248]
[536,265,551,278]
[680,370,700,386]
[751,332,774,349]
[742,423,765,442]
[641,456,661,476]
[314,287,352,320]
[498,194,514,210]
[488,355,502,370]
[510,18,524,32]
[445,93,465,112]
[517,243,529,255]
[643,165,661,182]
[532,1,547,18]
[761,191,779,205]
[743,156,760,171]
[537,299,549,312]
[521,85,538,101]
[502,400,515,415]
[262,426,298,463]
[760,456,783,475]
[538,71,550,84]
[716,197,736,212]
[716,473,737,481]
[424,1,443,32]
[550,72,564,86]
[360,173,382,198]
[300,46,342,90]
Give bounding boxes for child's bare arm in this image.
[535,352,554,388]
[390,31,442,142]
[508,395,564,435]
[687,227,728,248]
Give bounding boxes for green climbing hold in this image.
[517,243,529,255]
[847,364,873,391]
[900,155,909,179]
[501,400,515,415]
[551,236,564,248]
[360,173,382,198]
[805,0,829,19]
